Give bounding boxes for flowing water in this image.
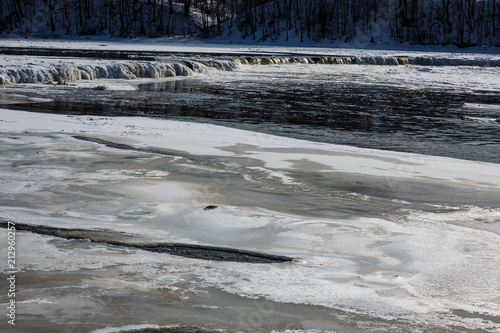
[3,61,500,163]
[0,53,500,333]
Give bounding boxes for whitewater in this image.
[0,40,500,332]
[1,37,500,87]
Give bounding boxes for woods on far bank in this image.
[1,0,500,46]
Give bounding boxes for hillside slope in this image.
[1,0,500,47]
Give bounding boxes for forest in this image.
[1,0,500,46]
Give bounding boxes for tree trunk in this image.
[184,0,191,17]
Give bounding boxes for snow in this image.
[1,35,499,57]
[0,108,498,190]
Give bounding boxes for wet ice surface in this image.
[1,56,500,332]
[0,112,499,332]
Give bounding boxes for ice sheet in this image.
[1,108,499,331]
[1,108,498,190]
[1,205,499,331]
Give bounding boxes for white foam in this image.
[0,54,237,85]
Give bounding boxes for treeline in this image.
[0,0,204,37]
[213,0,500,46]
[1,0,500,46]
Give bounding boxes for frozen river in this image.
[3,56,500,163]
[1,48,500,332]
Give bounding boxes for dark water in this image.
[2,65,500,163]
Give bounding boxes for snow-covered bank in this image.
[2,36,500,58]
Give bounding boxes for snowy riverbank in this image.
[2,36,500,58]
